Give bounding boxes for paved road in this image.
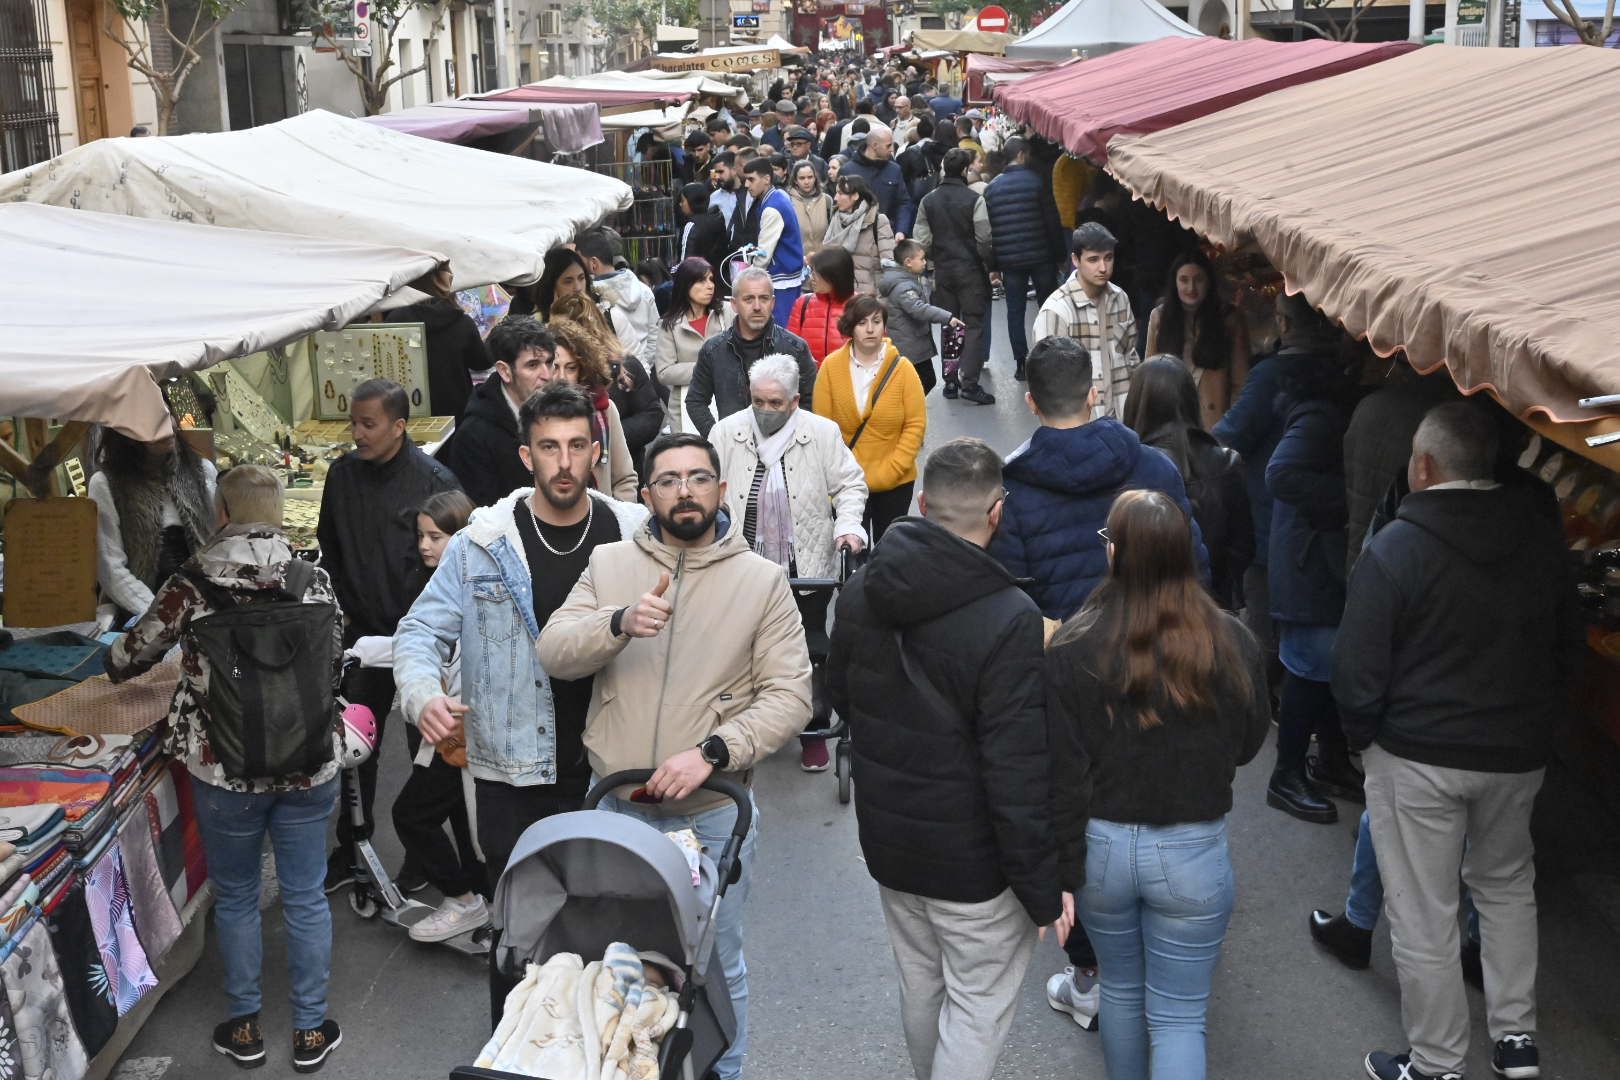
[120,302,1620,1079]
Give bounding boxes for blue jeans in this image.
[772,286,802,329]
[1346,809,1481,942]
[1078,818,1235,1080]
[1001,264,1059,364]
[194,778,338,1029]
[600,791,759,1080]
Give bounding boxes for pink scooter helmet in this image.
[339,703,378,768]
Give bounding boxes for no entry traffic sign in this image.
[976,4,1010,32]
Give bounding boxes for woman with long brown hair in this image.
[550,292,665,478]
[1046,489,1270,1080]
[1143,252,1251,430]
[545,317,640,501]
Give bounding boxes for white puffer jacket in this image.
[711,409,868,580]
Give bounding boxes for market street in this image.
[116,312,1620,1080]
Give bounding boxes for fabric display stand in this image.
[0,626,210,1080]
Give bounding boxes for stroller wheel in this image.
[348,887,379,919]
[836,743,852,805]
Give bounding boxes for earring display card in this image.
[310,323,431,421]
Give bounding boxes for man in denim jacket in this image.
[394,384,647,1020]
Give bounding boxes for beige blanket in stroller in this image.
[477,942,682,1079]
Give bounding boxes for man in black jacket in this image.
[440,317,556,507]
[828,437,1066,1080]
[985,137,1066,377]
[317,378,461,888]
[685,268,815,437]
[1334,403,1582,1080]
[915,148,993,403]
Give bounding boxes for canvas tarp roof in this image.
[996,37,1415,160]
[1006,0,1199,59]
[361,98,603,153]
[0,110,631,289]
[909,29,1014,54]
[487,71,747,106]
[1107,44,1620,439]
[0,204,444,440]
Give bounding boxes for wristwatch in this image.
[698,734,730,770]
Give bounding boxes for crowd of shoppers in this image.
[89,54,1582,1080]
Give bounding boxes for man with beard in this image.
[686,267,816,438]
[708,151,742,235]
[539,431,811,1080]
[442,316,558,507]
[396,382,649,1021]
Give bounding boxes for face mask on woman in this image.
[754,406,789,437]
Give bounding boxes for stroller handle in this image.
[585,769,754,842]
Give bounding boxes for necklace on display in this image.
[528,492,593,557]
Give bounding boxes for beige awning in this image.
[1107,44,1620,431]
[910,29,1013,55]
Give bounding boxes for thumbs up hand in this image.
[624,571,675,638]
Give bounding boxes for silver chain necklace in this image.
[527,492,593,557]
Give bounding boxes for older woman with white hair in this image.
[712,353,868,772]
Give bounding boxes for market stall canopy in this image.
[361,98,603,153]
[0,204,444,441]
[910,29,1014,54]
[966,53,1059,100]
[0,110,631,289]
[599,105,690,140]
[997,37,1415,160]
[765,34,812,55]
[1107,44,1620,432]
[1005,0,1199,59]
[482,71,747,107]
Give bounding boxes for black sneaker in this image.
[323,851,355,895]
[1014,362,1027,381]
[942,373,960,399]
[959,383,996,406]
[1364,1050,1461,1080]
[212,1014,265,1069]
[293,1019,342,1074]
[1493,1033,1539,1078]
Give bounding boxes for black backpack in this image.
[182,560,338,780]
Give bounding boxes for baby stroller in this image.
[792,548,856,803]
[450,769,751,1080]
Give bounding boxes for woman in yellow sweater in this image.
[814,294,928,541]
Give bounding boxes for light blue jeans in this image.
[600,791,759,1080]
[1077,817,1235,1080]
[1346,809,1481,943]
[193,778,338,1029]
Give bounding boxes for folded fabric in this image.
[86,842,157,1016]
[2,911,90,1080]
[0,876,36,941]
[11,658,182,737]
[0,733,137,773]
[0,805,63,845]
[16,821,67,870]
[0,766,113,821]
[47,881,119,1058]
[0,630,108,680]
[75,825,117,871]
[145,764,207,915]
[0,977,21,1080]
[116,810,183,960]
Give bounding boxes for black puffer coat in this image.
[827,516,1059,925]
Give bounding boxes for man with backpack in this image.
[108,465,347,1074]
[317,379,461,890]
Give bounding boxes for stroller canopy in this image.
[493,810,719,978]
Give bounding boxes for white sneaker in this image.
[408,894,489,943]
[1045,966,1100,1031]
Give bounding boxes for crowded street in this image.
[4,7,1620,1080]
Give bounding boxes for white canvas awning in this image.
[537,70,747,103]
[1006,0,1200,59]
[0,204,446,440]
[0,111,631,289]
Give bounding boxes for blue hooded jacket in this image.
[991,417,1210,621]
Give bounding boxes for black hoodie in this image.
[1333,483,1583,772]
[388,298,489,420]
[826,516,1058,925]
[439,374,529,508]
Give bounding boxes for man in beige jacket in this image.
[537,430,811,1080]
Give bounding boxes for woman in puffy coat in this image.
[652,257,731,434]
[787,247,855,366]
[788,161,834,257]
[1123,356,1253,609]
[823,174,895,296]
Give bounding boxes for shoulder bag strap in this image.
[893,629,956,720]
[179,567,235,612]
[847,355,904,452]
[282,558,315,601]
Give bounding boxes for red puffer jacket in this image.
[787,291,849,367]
